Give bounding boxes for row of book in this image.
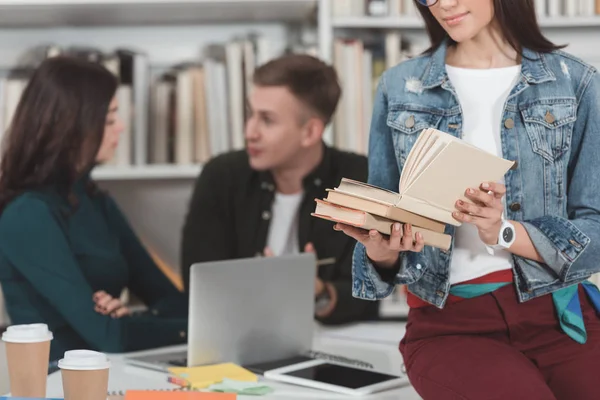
[332,34,425,155]
[535,0,600,17]
[333,0,600,18]
[0,34,299,167]
[0,31,388,166]
[333,0,420,18]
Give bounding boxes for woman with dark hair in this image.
[337,0,600,398]
[0,56,187,361]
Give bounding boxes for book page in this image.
[400,128,433,191]
[313,199,366,226]
[401,140,514,212]
[337,178,400,204]
[404,132,448,189]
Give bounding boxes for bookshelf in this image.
[0,0,318,182]
[92,164,203,181]
[331,15,600,29]
[0,0,317,27]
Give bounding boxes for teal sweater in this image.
[0,177,188,361]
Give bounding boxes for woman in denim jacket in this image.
[337,0,600,398]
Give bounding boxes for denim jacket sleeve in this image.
[352,74,425,300]
[519,68,600,282]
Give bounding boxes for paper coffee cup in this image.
[2,323,53,398]
[59,350,110,400]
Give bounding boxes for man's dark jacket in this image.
[180,144,379,325]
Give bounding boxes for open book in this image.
[312,128,514,247]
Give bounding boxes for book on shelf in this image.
[333,0,600,17]
[312,128,515,250]
[0,33,292,169]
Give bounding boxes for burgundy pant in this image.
[399,284,600,400]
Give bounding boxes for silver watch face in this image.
[502,226,514,243]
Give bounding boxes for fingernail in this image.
[454,211,461,217]
[468,188,475,194]
[406,224,412,231]
[457,200,463,206]
[416,232,422,240]
[482,182,490,189]
[394,223,401,231]
[369,230,377,237]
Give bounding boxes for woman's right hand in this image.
[334,222,425,268]
[93,290,130,318]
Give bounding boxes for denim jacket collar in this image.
[420,40,556,90]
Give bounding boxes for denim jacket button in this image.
[405,115,415,128]
[504,118,514,129]
[509,202,521,212]
[262,211,271,220]
[436,290,444,297]
[416,263,422,270]
[545,111,555,124]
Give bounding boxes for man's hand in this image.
[93,290,130,319]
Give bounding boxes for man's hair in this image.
[253,53,341,125]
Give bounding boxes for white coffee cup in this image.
[59,350,110,400]
[2,323,53,343]
[2,323,53,398]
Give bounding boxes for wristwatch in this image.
[485,217,516,255]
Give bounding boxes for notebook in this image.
[315,128,515,228]
[168,363,257,390]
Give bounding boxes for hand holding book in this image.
[311,128,515,253]
[334,221,424,269]
[453,181,506,246]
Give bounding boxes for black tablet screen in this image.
[284,363,400,389]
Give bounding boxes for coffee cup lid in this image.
[58,350,110,371]
[2,323,53,343]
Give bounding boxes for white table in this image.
[44,322,421,400]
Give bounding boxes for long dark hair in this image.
[415,0,564,54]
[0,56,118,213]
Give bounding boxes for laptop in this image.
[124,253,316,371]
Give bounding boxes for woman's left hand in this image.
[453,182,506,246]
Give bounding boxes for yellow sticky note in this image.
[168,363,257,390]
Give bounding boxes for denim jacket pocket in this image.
[520,99,576,162]
[387,105,443,163]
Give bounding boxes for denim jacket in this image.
[352,41,600,308]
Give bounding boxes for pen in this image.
[168,375,190,387]
[317,257,336,266]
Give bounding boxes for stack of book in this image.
[312,129,516,251]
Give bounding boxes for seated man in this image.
[181,53,378,325]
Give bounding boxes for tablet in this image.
[263,359,408,396]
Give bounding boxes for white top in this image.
[446,64,521,285]
[266,191,304,256]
